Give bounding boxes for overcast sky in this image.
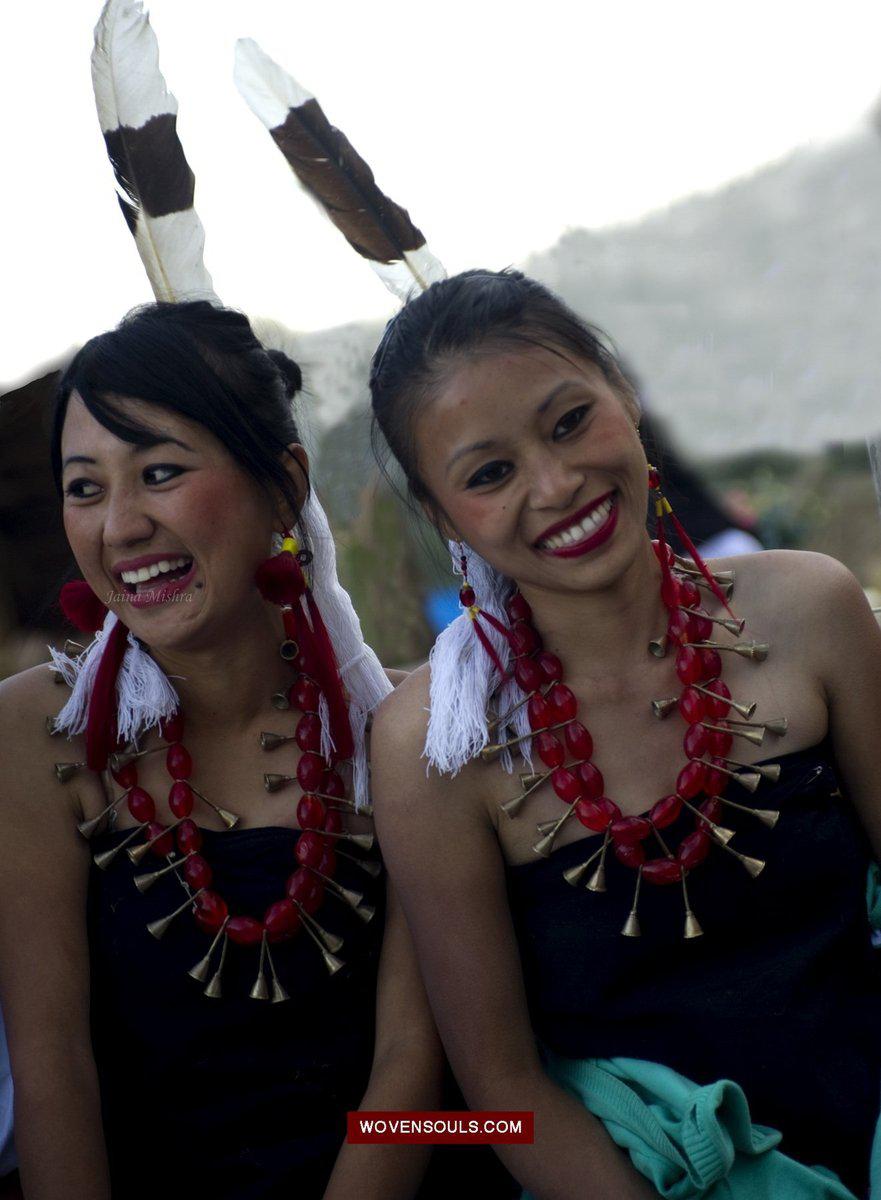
[2,0,880,388]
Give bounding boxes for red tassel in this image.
[59,581,107,633]
[471,616,511,681]
[668,511,736,618]
[304,591,355,761]
[254,553,307,605]
[85,619,130,770]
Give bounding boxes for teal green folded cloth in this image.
[521,1051,875,1199]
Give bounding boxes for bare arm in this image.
[811,555,881,858]
[323,884,443,1200]
[370,676,656,1200]
[0,669,110,1199]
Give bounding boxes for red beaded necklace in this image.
[469,471,787,938]
[65,547,379,1001]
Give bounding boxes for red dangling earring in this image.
[255,533,354,762]
[456,544,514,679]
[647,465,735,618]
[58,579,130,771]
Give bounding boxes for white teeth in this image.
[120,556,191,585]
[539,497,614,551]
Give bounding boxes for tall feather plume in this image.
[92,0,217,303]
[233,38,446,302]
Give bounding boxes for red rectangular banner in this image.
[347,1110,534,1144]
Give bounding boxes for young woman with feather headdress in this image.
[0,4,518,1199]
[233,35,881,1200]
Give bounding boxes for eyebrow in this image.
[62,436,196,471]
[444,380,586,476]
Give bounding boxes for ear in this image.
[272,442,310,533]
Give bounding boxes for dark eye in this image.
[465,460,513,489]
[64,478,102,500]
[553,404,589,440]
[144,464,185,486]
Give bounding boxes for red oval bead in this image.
[699,797,723,823]
[564,721,593,760]
[295,830,325,868]
[127,786,155,824]
[287,869,324,913]
[183,854,213,890]
[535,731,565,768]
[703,762,728,797]
[548,684,577,724]
[678,828,711,868]
[505,593,532,623]
[318,846,337,876]
[166,743,192,781]
[642,858,682,885]
[551,767,581,804]
[459,584,476,607]
[649,794,682,828]
[297,752,325,793]
[614,841,646,868]
[321,770,346,800]
[194,890,228,934]
[660,574,680,609]
[144,821,173,857]
[703,680,732,719]
[667,610,691,645]
[707,728,733,756]
[678,687,707,724]
[700,648,723,680]
[323,809,343,834]
[295,647,317,677]
[527,693,553,730]
[291,677,322,713]
[651,538,674,565]
[297,795,325,830]
[112,761,138,789]
[683,724,709,759]
[176,819,202,855]
[679,578,700,609]
[675,646,703,686]
[676,761,706,800]
[227,916,264,947]
[295,713,323,753]
[535,652,564,683]
[168,780,194,819]
[648,468,662,491]
[264,898,301,942]
[514,658,544,693]
[160,711,184,743]
[610,816,652,845]
[576,762,605,801]
[575,795,620,831]
[510,622,541,657]
[688,614,714,642]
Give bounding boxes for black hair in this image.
[369,268,634,506]
[52,300,307,532]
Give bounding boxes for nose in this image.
[527,446,583,511]
[102,486,156,549]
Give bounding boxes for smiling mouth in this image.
[119,557,194,596]
[535,492,617,552]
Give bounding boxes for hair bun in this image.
[267,349,303,400]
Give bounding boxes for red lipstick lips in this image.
[535,491,618,559]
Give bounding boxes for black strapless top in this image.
[89,826,518,1200]
[506,742,881,1196]
[89,825,383,1199]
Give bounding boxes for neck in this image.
[518,537,666,678]
[146,598,290,731]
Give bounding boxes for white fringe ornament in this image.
[424,542,532,777]
[49,610,179,745]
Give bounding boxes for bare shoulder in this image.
[709,548,865,619]
[0,663,85,816]
[372,662,431,761]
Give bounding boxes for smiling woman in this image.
[0,300,475,1200]
[368,268,881,1197]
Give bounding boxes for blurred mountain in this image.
[302,127,881,497]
